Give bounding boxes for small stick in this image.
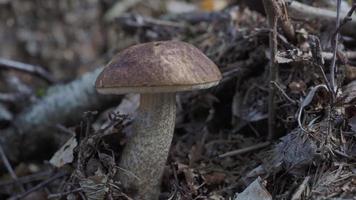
[0,58,55,83]
[291,176,310,200]
[271,81,298,105]
[47,188,83,199]
[329,0,342,94]
[322,51,356,60]
[0,92,22,103]
[0,144,25,192]
[9,171,68,200]
[219,142,270,158]
[55,124,76,136]
[0,170,52,187]
[263,0,280,140]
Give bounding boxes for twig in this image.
[263,0,280,140]
[9,171,68,200]
[322,51,356,61]
[271,81,298,105]
[117,13,186,28]
[5,76,34,98]
[0,170,52,187]
[219,142,270,158]
[329,0,342,94]
[0,143,25,192]
[0,92,22,103]
[291,176,310,200]
[55,124,76,136]
[0,58,55,83]
[47,188,83,199]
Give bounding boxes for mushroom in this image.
[95,41,222,199]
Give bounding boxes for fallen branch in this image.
[0,58,56,83]
[0,68,118,161]
[288,1,356,38]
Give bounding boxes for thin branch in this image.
[47,188,83,199]
[322,51,356,61]
[0,170,52,187]
[219,142,271,158]
[0,144,25,192]
[0,58,55,83]
[271,81,298,105]
[55,124,76,136]
[0,92,27,103]
[9,171,68,200]
[291,176,310,200]
[329,0,342,94]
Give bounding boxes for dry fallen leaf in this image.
[49,136,78,168]
[234,177,272,200]
[202,171,226,185]
[79,169,108,200]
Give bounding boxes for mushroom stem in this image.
[117,92,176,199]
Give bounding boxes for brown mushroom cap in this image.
[95,41,222,94]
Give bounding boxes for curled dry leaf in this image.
[49,136,78,168]
[176,162,201,195]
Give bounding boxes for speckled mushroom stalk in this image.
[118,93,176,199]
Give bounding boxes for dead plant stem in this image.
[263,0,280,140]
[330,0,341,94]
[219,141,271,158]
